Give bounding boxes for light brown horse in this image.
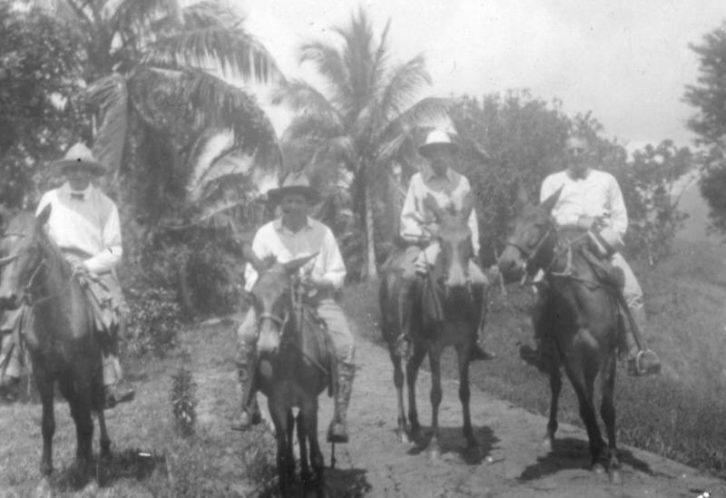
[243,249,335,496]
[497,188,623,483]
[0,207,110,480]
[380,193,482,459]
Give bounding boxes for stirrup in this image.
[327,420,349,443]
[627,349,661,377]
[231,408,261,432]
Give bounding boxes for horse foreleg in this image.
[544,361,562,452]
[456,344,476,449]
[304,398,324,489]
[600,354,621,484]
[97,410,111,460]
[428,345,443,461]
[406,344,426,442]
[270,404,293,496]
[391,353,409,443]
[567,361,605,471]
[296,410,310,484]
[67,388,94,476]
[35,371,55,476]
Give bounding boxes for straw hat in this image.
[50,143,106,177]
[266,171,320,205]
[418,129,458,158]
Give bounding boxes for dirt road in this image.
[1,315,725,497]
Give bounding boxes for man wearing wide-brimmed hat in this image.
[0,143,135,406]
[397,128,495,361]
[231,172,356,443]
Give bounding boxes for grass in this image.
[343,238,726,479]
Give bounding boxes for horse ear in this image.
[283,253,319,274]
[423,194,445,221]
[35,204,52,228]
[540,186,563,214]
[514,182,531,212]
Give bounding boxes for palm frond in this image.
[380,54,432,120]
[108,0,179,35]
[380,97,452,140]
[299,40,348,100]
[86,72,129,175]
[272,79,341,123]
[142,2,280,83]
[282,113,344,142]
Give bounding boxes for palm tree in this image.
[274,7,449,279]
[29,0,282,226]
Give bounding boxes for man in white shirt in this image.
[398,129,494,361]
[0,143,135,405]
[532,135,661,376]
[231,173,355,444]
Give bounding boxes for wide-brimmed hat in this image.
[418,129,458,158]
[266,171,320,205]
[50,143,106,177]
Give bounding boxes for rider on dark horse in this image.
[523,134,662,376]
[0,143,135,406]
[231,172,356,444]
[396,129,495,361]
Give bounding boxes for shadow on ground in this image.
[518,437,653,482]
[407,424,500,465]
[257,467,371,498]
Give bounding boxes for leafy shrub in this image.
[125,285,181,358]
[170,353,198,437]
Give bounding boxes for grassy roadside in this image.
[342,238,726,479]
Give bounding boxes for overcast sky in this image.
[231,0,725,151]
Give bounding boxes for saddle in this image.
[577,243,625,293]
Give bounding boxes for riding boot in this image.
[327,361,355,443]
[103,355,135,409]
[230,351,261,431]
[470,285,496,361]
[625,306,661,377]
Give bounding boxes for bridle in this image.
[504,224,555,276]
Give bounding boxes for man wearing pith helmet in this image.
[527,134,662,376]
[231,172,356,444]
[0,143,135,406]
[397,128,495,361]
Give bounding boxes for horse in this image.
[0,206,111,480]
[380,193,483,459]
[497,187,624,483]
[242,247,335,496]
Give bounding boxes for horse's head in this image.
[423,193,475,290]
[0,205,52,309]
[244,245,318,357]
[498,185,561,281]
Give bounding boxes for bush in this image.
[125,286,181,358]
[170,353,198,437]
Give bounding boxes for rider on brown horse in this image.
[397,129,494,361]
[0,143,135,406]
[523,135,661,376]
[231,173,356,444]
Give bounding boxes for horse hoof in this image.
[592,462,606,475]
[609,469,623,485]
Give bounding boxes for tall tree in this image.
[684,20,726,232]
[0,3,87,207]
[274,8,449,279]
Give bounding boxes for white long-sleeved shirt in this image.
[540,169,628,238]
[244,216,346,292]
[399,168,480,254]
[36,182,122,274]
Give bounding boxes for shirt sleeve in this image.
[400,174,425,242]
[608,175,628,237]
[459,177,480,256]
[83,204,123,274]
[541,174,580,226]
[314,227,346,290]
[35,192,52,216]
[243,228,269,292]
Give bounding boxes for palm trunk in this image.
[364,175,378,280]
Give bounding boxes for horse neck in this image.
[34,235,80,314]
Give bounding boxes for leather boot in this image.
[625,306,661,377]
[327,362,355,443]
[231,352,261,431]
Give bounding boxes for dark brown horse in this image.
[497,188,623,483]
[243,249,335,496]
[380,193,482,459]
[0,206,110,479]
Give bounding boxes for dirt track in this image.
[299,334,725,498]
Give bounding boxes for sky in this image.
[225,0,726,152]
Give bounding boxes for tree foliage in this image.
[684,20,726,233]
[0,4,87,207]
